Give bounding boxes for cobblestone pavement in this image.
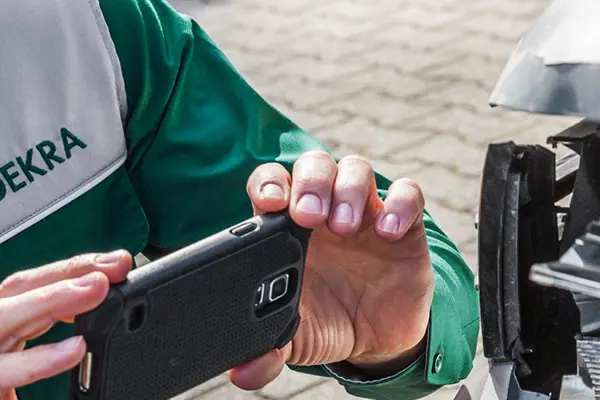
[165,0,581,398]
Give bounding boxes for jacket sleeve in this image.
[98,0,480,397]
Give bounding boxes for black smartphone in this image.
[68,211,311,400]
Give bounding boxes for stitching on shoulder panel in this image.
[0,153,126,237]
[86,0,128,124]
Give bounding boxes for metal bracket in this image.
[547,120,600,155]
[478,141,580,398]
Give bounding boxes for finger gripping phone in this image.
[69,212,311,400]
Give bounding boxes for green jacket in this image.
[0,0,479,398]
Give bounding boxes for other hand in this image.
[232,151,434,389]
[0,251,132,400]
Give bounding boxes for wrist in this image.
[346,333,428,380]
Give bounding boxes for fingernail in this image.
[260,183,284,200]
[380,214,400,233]
[95,250,124,266]
[297,194,323,215]
[71,273,99,288]
[56,336,83,352]
[333,203,354,224]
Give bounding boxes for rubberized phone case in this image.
[69,212,311,400]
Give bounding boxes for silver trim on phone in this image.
[269,274,289,302]
[255,283,265,306]
[79,352,93,392]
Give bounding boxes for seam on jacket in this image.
[86,0,128,124]
[462,318,480,330]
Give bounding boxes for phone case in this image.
[69,212,311,400]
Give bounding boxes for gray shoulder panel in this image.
[87,0,128,123]
[0,0,128,245]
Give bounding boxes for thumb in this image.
[246,163,292,216]
[228,345,291,390]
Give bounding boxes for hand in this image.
[231,151,434,389]
[0,251,132,400]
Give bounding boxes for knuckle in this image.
[23,366,41,388]
[248,164,265,183]
[301,150,333,160]
[295,174,331,192]
[339,154,373,171]
[408,193,425,214]
[0,301,7,328]
[66,253,96,271]
[336,180,368,195]
[391,178,425,211]
[298,150,337,168]
[254,162,286,175]
[399,177,422,193]
[36,285,59,309]
[405,187,425,212]
[262,163,289,181]
[0,366,17,392]
[250,163,288,186]
[0,272,27,294]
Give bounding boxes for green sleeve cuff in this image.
[289,357,431,400]
[425,247,480,385]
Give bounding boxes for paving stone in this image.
[370,159,425,182]
[255,76,360,111]
[466,0,550,20]
[194,384,266,400]
[259,366,328,399]
[408,165,481,212]
[338,67,453,99]
[171,375,229,400]
[288,381,362,399]
[424,199,479,251]
[453,11,537,42]
[462,234,478,251]
[414,0,480,12]
[259,56,368,85]
[289,13,389,41]
[318,116,435,158]
[391,133,487,177]
[215,47,283,76]
[224,8,315,34]
[246,0,326,14]
[372,24,463,52]
[321,138,365,159]
[273,33,373,61]
[436,33,519,64]
[310,1,392,23]
[359,42,463,73]
[319,91,443,127]
[461,251,478,274]
[414,81,496,113]
[423,55,507,90]
[386,5,470,29]
[403,106,534,147]
[272,103,350,133]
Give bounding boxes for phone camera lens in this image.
[269,274,289,302]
